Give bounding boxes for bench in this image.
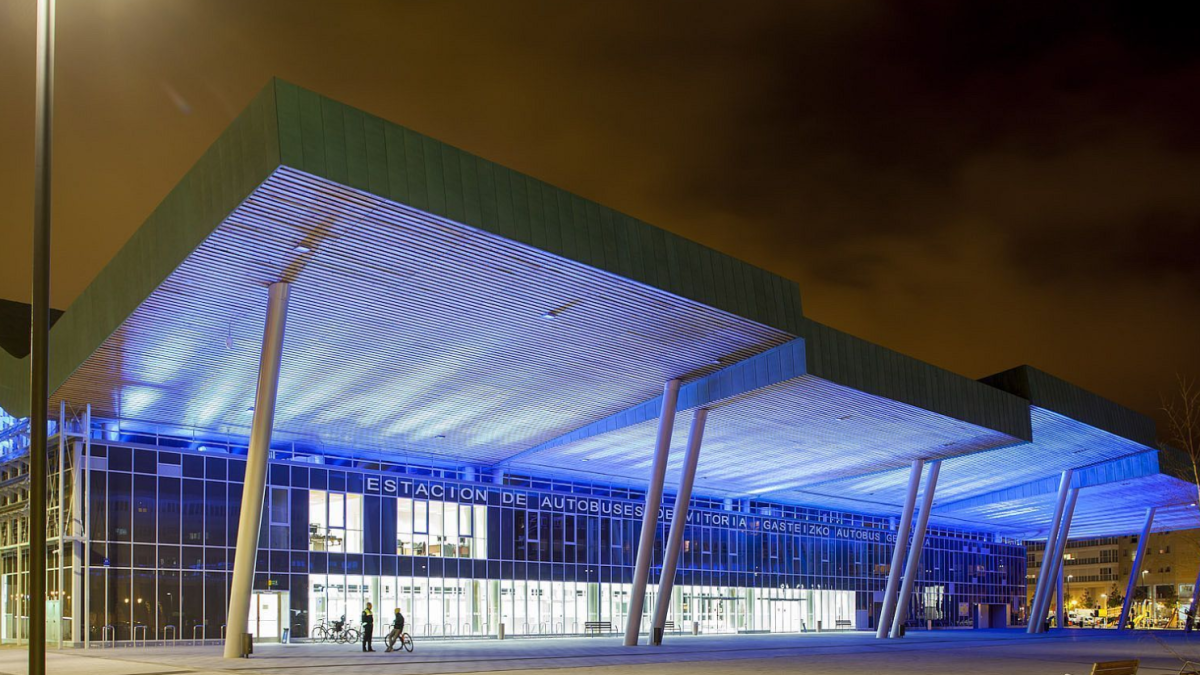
[584,621,611,635]
[835,620,853,631]
[1089,660,1138,675]
[664,621,675,632]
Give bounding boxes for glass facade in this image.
[1,427,1027,643]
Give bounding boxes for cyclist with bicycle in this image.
[384,608,406,652]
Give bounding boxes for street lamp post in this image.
[1142,570,1151,626]
[29,0,56,674]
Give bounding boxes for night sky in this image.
[1,1,1198,434]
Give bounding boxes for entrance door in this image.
[770,599,803,633]
[249,592,285,641]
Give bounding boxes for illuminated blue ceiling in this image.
[932,450,1200,539]
[766,407,1155,518]
[503,367,1022,497]
[51,169,792,464]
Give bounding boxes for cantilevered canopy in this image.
[17,80,1026,472]
[502,339,1025,497]
[933,448,1199,539]
[3,79,1192,540]
[51,168,793,463]
[788,368,1200,538]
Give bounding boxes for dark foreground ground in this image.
[6,628,1200,675]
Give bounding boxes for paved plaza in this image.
[3,630,1200,675]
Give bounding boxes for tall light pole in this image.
[1142,569,1150,626]
[30,0,55,673]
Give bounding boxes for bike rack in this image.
[132,625,148,647]
[192,625,205,645]
[101,625,116,648]
[220,624,227,640]
[462,623,471,636]
[443,623,453,636]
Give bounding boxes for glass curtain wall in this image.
[63,437,1026,641]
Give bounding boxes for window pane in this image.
[415,500,428,534]
[309,490,327,528]
[444,502,459,557]
[474,505,487,560]
[459,504,472,536]
[308,490,327,551]
[398,498,413,535]
[430,501,445,556]
[345,494,362,531]
[270,488,289,525]
[329,493,345,528]
[345,493,363,553]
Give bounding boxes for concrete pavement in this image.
[2,629,1200,675]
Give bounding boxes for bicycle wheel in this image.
[335,629,348,644]
[313,626,327,642]
[346,627,360,644]
[401,633,413,653]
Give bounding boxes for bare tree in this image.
[1162,375,1200,509]
[1162,375,1200,632]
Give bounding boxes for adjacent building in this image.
[1027,530,1200,627]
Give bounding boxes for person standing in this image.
[361,602,376,652]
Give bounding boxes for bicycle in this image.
[311,617,334,643]
[314,616,359,644]
[337,620,361,645]
[385,630,413,653]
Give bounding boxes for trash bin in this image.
[242,632,253,657]
[652,627,663,645]
[692,621,699,636]
[498,623,505,640]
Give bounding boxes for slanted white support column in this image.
[890,460,941,638]
[651,409,708,645]
[623,379,681,647]
[1034,487,1078,633]
[1118,507,1156,632]
[224,282,290,659]
[877,459,925,638]
[1027,470,1073,634]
